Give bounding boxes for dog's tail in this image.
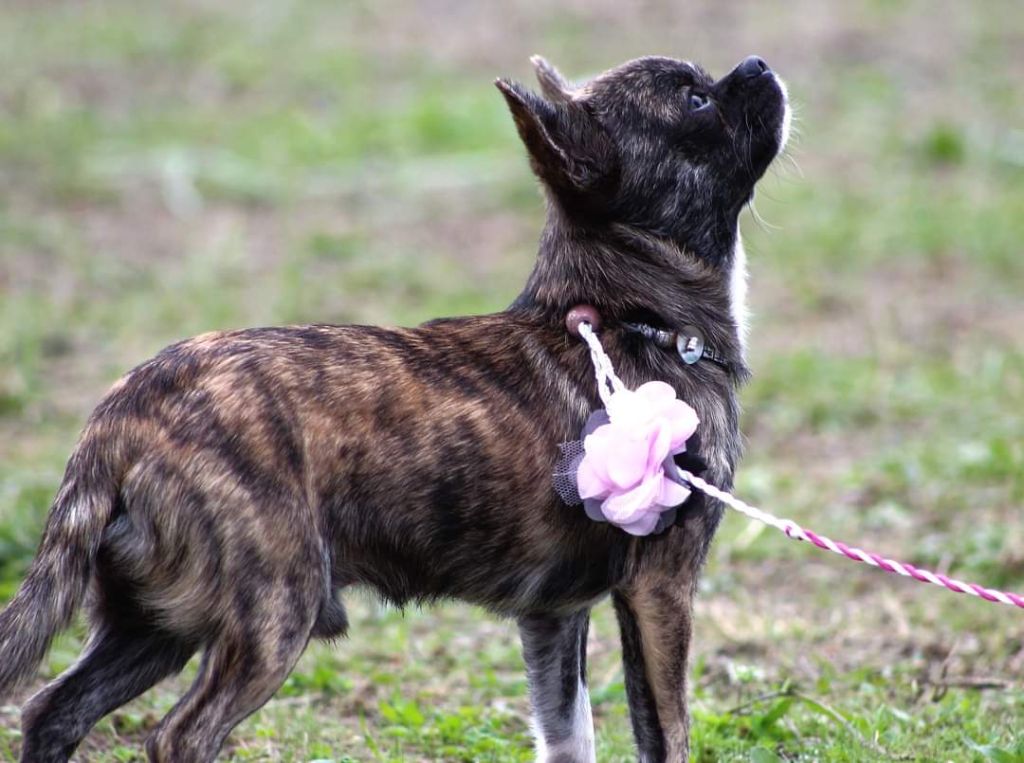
[0,428,120,699]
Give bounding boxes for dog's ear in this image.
[495,78,617,200]
[530,55,575,102]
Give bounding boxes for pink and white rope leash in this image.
[677,469,1024,610]
[577,322,1024,611]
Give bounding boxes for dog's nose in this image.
[737,55,769,79]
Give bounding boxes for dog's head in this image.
[497,55,790,266]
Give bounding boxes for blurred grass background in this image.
[1,1,1023,760]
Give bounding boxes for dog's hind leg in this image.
[19,624,195,763]
[144,592,317,762]
[518,608,594,763]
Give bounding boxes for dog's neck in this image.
[512,205,747,374]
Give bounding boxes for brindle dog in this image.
[0,54,788,762]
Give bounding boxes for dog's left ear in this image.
[495,78,617,201]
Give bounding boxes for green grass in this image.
[1,0,1023,760]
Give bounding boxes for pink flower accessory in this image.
[553,317,702,536]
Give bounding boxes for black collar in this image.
[622,322,731,370]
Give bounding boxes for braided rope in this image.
[574,322,1024,611]
[677,470,1024,610]
[578,322,625,406]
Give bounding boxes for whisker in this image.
[747,198,780,232]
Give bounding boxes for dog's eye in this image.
[687,92,710,111]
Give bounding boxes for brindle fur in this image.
[0,54,786,762]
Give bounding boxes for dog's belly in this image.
[320,425,630,613]
[332,504,626,614]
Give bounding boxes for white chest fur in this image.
[730,233,750,355]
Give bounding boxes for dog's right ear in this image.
[495,78,617,200]
[530,55,575,102]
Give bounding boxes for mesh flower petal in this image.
[605,430,658,488]
[663,401,699,451]
[576,447,612,500]
[617,511,663,536]
[604,388,651,426]
[581,425,649,491]
[657,475,691,508]
[642,421,674,479]
[606,382,699,453]
[634,380,677,404]
[599,471,663,525]
[636,382,699,451]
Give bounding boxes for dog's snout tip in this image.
[738,55,770,78]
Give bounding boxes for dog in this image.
[0,53,788,762]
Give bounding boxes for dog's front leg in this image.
[517,609,595,763]
[613,579,694,763]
